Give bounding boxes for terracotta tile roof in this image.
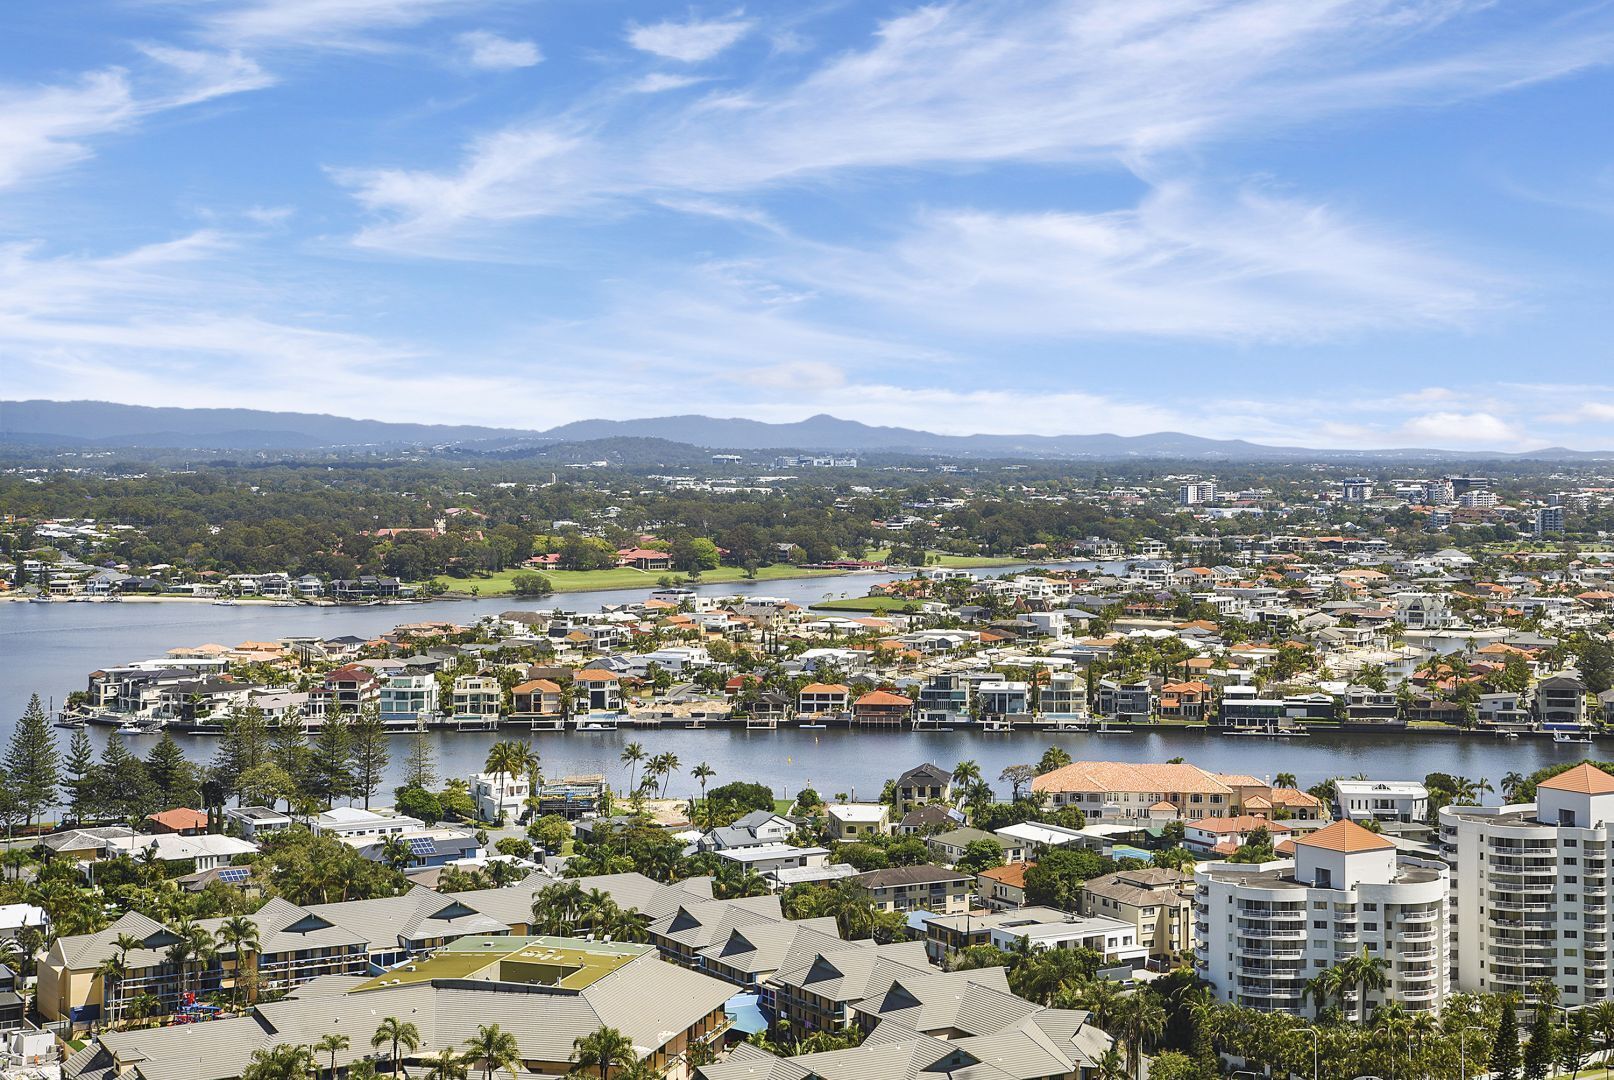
[574,668,620,682]
[978,861,1032,889]
[1538,763,1614,796]
[512,679,560,694]
[799,683,849,695]
[1294,819,1393,853]
[855,690,913,707]
[1189,815,1290,835]
[1033,761,1232,797]
[146,808,208,831]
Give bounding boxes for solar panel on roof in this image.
[407,836,437,856]
[216,867,250,884]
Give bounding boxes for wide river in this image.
[0,566,1598,803]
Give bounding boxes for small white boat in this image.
[1554,731,1594,745]
[27,595,54,603]
[212,598,236,606]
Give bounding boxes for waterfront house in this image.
[894,762,954,813]
[852,689,913,726]
[857,864,972,915]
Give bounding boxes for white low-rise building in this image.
[1195,819,1450,1016]
[986,912,1148,968]
[1334,780,1430,824]
[470,771,530,822]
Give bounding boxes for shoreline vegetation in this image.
[0,552,1022,604]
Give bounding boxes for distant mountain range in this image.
[2,399,1609,461]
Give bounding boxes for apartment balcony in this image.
[1239,944,1306,959]
[1400,907,1442,922]
[1402,986,1440,1002]
[1402,928,1440,942]
[1237,925,1307,939]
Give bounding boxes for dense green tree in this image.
[348,707,389,810]
[63,727,97,824]
[5,693,60,824]
[1491,999,1521,1080]
[1023,846,1111,909]
[97,734,154,822]
[144,732,200,809]
[1523,1004,1555,1080]
[305,718,354,809]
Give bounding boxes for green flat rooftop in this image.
[353,935,651,994]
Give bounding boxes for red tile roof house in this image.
[145,808,209,836]
[320,664,380,714]
[615,548,673,571]
[852,690,914,726]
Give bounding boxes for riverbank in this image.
[432,561,852,598]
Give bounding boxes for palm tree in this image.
[313,1034,350,1079]
[372,1017,421,1078]
[216,915,260,1007]
[1274,772,1297,789]
[572,1026,638,1079]
[1337,946,1390,1024]
[1112,991,1166,1079]
[242,1043,317,1080]
[463,1023,521,1080]
[952,759,982,791]
[1502,770,1528,802]
[95,953,128,1029]
[692,762,716,826]
[483,741,536,823]
[423,1048,469,1080]
[620,742,647,795]
[1094,1047,1129,1080]
[657,752,681,798]
[615,1059,666,1080]
[1591,1001,1614,1064]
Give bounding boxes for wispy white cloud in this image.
[193,0,476,51]
[0,49,273,192]
[784,182,1503,341]
[630,72,709,93]
[457,30,542,71]
[339,0,1614,248]
[627,12,754,63]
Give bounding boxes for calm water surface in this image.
[0,565,1599,801]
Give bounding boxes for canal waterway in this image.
[0,565,1599,801]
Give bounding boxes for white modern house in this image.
[1334,780,1430,824]
[1195,819,1450,1016]
[1440,763,1614,1005]
[471,771,530,823]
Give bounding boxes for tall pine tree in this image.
[270,713,310,799]
[63,727,97,824]
[348,707,389,810]
[1491,998,1521,1080]
[401,728,437,792]
[1523,1004,1555,1080]
[5,693,61,825]
[306,717,355,810]
[98,734,154,823]
[145,732,200,809]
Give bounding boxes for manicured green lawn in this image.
[864,548,1020,569]
[430,562,846,597]
[810,595,924,613]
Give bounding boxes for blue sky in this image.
[5,1,1614,449]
